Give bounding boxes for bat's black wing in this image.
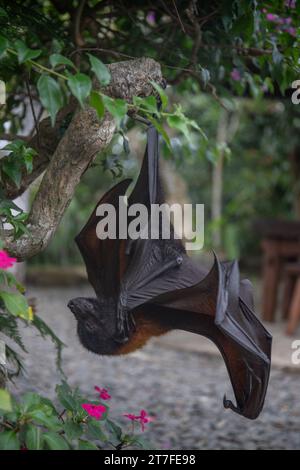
[118,126,271,419]
[75,178,132,299]
[74,125,272,419]
[147,256,272,419]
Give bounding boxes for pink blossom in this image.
[285,0,296,8]
[139,409,152,432]
[82,403,106,420]
[287,26,297,36]
[124,409,153,432]
[124,413,138,422]
[0,250,17,269]
[266,13,279,22]
[230,68,241,81]
[146,11,156,25]
[95,386,111,400]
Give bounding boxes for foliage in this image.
[163,93,298,259]
[0,0,299,262]
[0,244,64,379]
[0,381,151,450]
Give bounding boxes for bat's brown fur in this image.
[114,309,171,355]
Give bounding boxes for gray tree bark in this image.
[2,57,163,261]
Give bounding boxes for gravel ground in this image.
[9,285,300,450]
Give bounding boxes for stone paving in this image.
[11,285,300,450]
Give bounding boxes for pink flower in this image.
[82,403,106,420]
[146,11,156,25]
[287,26,297,36]
[266,13,279,22]
[95,386,111,401]
[230,68,241,81]
[0,250,17,269]
[285,0,296,8]
[124,409,153,432]
[124,413,138,422]
[139,409,152,432]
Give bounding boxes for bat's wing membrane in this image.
[75,179,132,298]
[148,256,272,419]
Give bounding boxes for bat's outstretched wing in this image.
[75,179,132,299]
[147,256,272,420]
[117,125,203,334]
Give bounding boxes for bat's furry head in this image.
[68,298,170,356]
[68,297,120,355]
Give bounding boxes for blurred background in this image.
[1,0,300,450]
[13,92,300,450]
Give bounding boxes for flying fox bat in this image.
[68,126,272,420]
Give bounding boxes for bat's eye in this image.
[85,320,96,332]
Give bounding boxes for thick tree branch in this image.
[1,102,77,200]
[3,57,163,260]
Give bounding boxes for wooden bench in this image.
[254,219,300,322]
[283,263,300,335]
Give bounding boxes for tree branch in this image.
[1,102,77,200]
[3,57,163,261]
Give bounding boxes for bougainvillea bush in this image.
[0,248,151,450]
[0,381,151,450]
[0,245,63,381]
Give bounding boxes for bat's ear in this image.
[68,297,99,319]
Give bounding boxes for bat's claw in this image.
[114,306,135,344]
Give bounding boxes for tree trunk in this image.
[211,109,228,249]
[3,57,163,261]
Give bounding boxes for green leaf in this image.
[50,53,75,69]
[63,421,83,441]
[3,139,24,152]
[167,112,207,142]
[0,8,8,19]
[15,40,41,64]
[0,389,12,411]
[1,159,22,187]
[90,91,105,120]
[167,114,189,139]
[150,80,168,110]
[0,431,20,450]
[0,199,21,213]
[67,73,92,107]
[0,292,29,319]
[87,420,108,442]
[43,432,69,450]
[0,34,8,57]
[25,425,43,450]
[88,54,111,86]
[133,95,158,114]
[102,95,127,125]
[28,408,61,431]
[37,75,64,126]
[56,381,81,412]
[106,419,122,441]
[148,117,171,148]
[32,316,65,373]
[78,439,98,450]
[23,150,34,173]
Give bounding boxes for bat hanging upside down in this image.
[68,126,272,420]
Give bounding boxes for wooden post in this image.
[261,239,282,322]
[286,277,300,335]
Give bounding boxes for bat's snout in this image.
[68,299,81,319]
